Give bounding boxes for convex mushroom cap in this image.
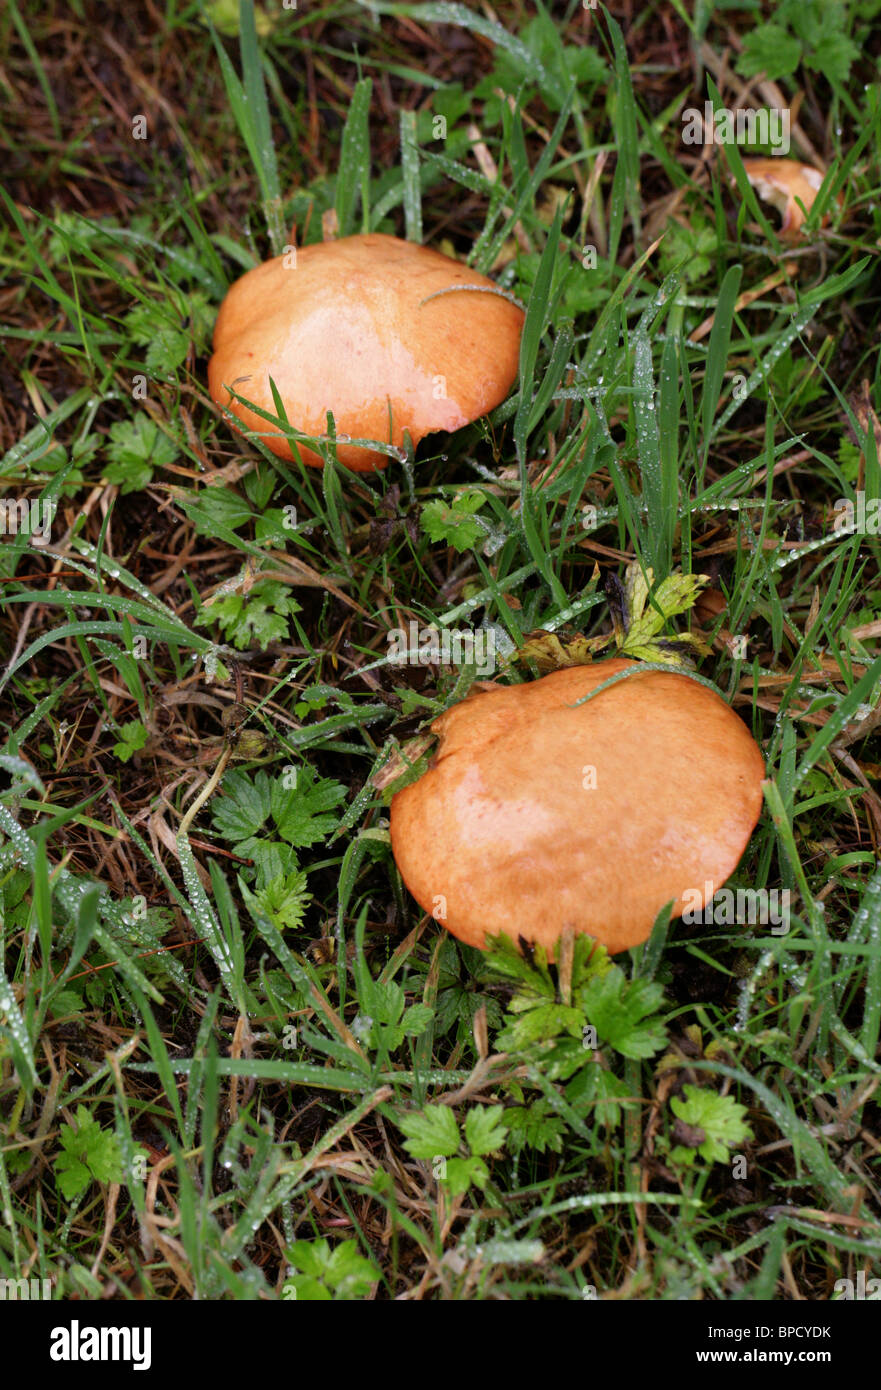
[208,232,524,471]
[740,158,838,241]
[390,659,765,957]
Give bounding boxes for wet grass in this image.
[1,0,880,1300]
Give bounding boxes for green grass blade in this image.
[336,78,373,236]
[206,4,285,254]
[606,11,642,261]
[700,263,742,471]
[399,108,422,244]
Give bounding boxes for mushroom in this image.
[208,232,524,471]
[389,659,765,957]
[740,158,837,241]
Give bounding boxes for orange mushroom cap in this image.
[208,233,524,471]
[390,659,765,957]
[740,158,837,241]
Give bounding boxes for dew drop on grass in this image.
[734,947,774,1033]
[177,832,238,1001]
[0,970,33,1083]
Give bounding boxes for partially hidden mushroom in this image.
[740,158,838,241]
[390,659,765,958]
[208,232,524,471]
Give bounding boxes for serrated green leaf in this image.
[212,768,273,842]
[325,1241,380,1297]
[271,764,348,848]
[112,719,148,762]
[401,1003,434,1037]
[250,869,311,932]
[442,1155,488,1196]
[198,578,301,651]
[670,1084,753,1164]
[55,1153,91,1201]
[55,1105,127,1197]
[736,24,802,80]
[581,968,667,1060]
[398,1104,460,1159]
[504,1100,565,1155]
[103,414,178,493]
[566,1064,633,1128]
[421,492,486,552]
[497,1001,584,1049]
[464,1103,508,1157]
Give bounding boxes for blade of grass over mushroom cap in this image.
[566,659,731,708]
[740,158,845,242]
[226,376,410,471]
[208,234,525,470]
[417,284,526,311]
